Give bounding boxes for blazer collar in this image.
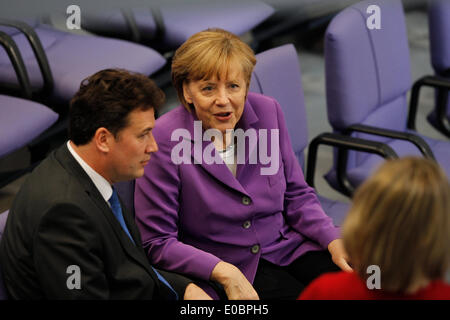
[55,144,159,280]
[180,98,260,196]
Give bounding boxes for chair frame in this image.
[0,19,54,98]
[306,132,398,196]
[408,75,450,137]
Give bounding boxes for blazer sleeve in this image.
[135,136,222,282]
[34,203,109,299]
[274,99,340,249]
[155,268,193,299]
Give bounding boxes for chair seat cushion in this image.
[346,134,450,188]
[324,132,450,192]
[0,95,58,158]
[160,0,274,48]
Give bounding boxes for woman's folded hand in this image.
[184,283,213,300]
[211,261,259,300]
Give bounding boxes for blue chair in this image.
[324,0,450,196]
[0,210,9,300]
[0,18,166,108]
[252,0,360,52]
[0,30,58,187]
[428,0,450,137]
[81,0,274,53]
[249,44,396,225]
[252,0,425,52]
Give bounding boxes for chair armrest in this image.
[344,124,436,160]
[0,19,54,95]
[408,75,450,136]
[306,132,398,197]
[0,31,32,98]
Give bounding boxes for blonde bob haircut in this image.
[171,28,256,111]
[342,157,450,293]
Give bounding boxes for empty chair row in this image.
[324,0,450,197]
[0,18,166,109]
[81,0,274,52]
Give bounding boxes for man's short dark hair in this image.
[69,69,165,145]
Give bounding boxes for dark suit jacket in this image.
[0,144,191,299]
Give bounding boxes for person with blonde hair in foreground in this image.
[299,157,450,299]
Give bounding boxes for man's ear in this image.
[93,127,112,153]
[182,82,193,104]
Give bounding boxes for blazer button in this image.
[242,196,251,205]
[251,244,260,254]
[243,220,251,229]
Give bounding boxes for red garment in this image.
[298,271,450,300]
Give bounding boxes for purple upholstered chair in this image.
[0,18,166,107]
[249,44,349,225]
[0,210,9,300]
[250,44,398,226]
[324,0,450,196]
[0,94,58,160]
[0,30,59,187]
[81,0,274,52]
[428,0,450,137]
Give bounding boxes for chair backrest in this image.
[325,0,412,166]
[82,1,274,50]
[0,18,40,36]
[0,210,10,300]
[0,20,167,106]
[429,0,450,74]
[0,94,58,159]
[428,0,450,119]
[250,44,309,170]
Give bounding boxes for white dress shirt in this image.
[217,143,237,177]
[67,140,112,203]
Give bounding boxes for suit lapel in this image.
[235,102,259,181]
[190,137,250,196]
[181,100,260,196]
[56,145,158,281]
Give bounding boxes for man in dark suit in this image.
[0,69,211,300]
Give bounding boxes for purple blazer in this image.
[135,92,340,296]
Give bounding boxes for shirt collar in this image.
[67,141,112,203]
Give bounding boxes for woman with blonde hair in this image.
[135,28,350,300]
[299,157,450,299]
